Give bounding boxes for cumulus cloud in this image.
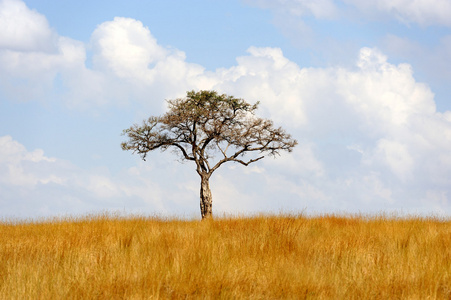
[1,0,451,217]
[0,3,210,109]
[209,46,451,215]
[91,17,167,80]
[0,0,88,103]
[0,0,57,51]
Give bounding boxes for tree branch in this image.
[232,156,265,166]
[172,143,195,161]
[122,90,297,176]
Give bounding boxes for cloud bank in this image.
[1,0,450,218]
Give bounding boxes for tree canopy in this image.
[122,90,297,219]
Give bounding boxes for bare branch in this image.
[122,89,297,174]
[121,90,297,219]
[232,156,265,166]
[172,143,195,161]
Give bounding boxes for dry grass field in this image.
[0,213,450,299]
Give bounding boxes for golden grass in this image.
[0,213,450,299]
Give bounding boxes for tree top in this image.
[122,90,297,177]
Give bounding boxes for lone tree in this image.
[121,90,297,219]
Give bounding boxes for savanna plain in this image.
[0,213,450,299]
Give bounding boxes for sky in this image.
[1,0,451,220]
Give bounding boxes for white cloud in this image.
[369,139,414,181]
[216,46,436,136]
[338,47,436,131]
[0,135,200,219]
[263,142,325,178]
[0,4,210,109]
[91,17,167,80]
[215,47,309,126]
[209,46,451,214]
[0,135,62,187]
[88,16,214,106]
[1,1,451,217]
[0,0,88,103]
[0,0,57,52]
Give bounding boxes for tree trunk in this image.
[200,175,213,219]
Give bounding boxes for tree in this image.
[121,90,297,219]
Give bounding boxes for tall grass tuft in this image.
[0,213,450,299]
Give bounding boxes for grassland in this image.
[0,213,450,299]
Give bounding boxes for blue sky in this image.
[1,0,451,220]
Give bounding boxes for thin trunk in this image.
[200,175,213,219]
